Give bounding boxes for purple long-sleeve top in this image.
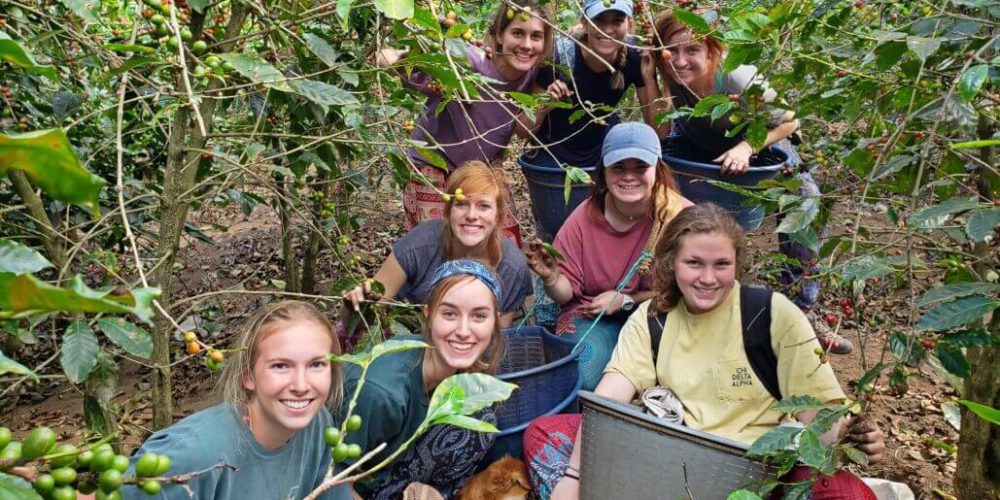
[406,48,537,172]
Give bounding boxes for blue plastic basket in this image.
[662,136,787,230]
[481,326,582,465]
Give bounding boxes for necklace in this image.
[608,194,647,223]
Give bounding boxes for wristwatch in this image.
[621,294,636,312]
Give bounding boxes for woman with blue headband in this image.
[340,260,505,499]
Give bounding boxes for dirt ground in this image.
[2,154,961,498]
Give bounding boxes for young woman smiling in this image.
[377,1,554,243]
[525,122,691,390]
[525,204,885,500]
[124,301,349,499]
[521,0,664,177]
[341,260,506,499]
[340,162,531,348]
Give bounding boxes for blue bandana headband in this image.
[429,259,503,303]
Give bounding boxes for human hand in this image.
[578,290,622,318]
[713,141,753,175]
[549,476,580,500]
[524,239,561,285]
[341,279,379,312]
[640,49,657,83]
[546,79,573,101]
[840,414,885,464]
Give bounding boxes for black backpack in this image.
[647,286,781,401]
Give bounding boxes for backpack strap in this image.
[740,286,781,401]
[648,310,666,367]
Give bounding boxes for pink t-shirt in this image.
[553,199,654,333]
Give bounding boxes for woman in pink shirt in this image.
[525,122,691,390]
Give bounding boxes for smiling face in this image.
[493,15,547,80]
[425,277,497,375]
[663,29,711,87]
[448,192,499,252]
[243,320,333,449]
[673,231,738,314]
[583,11,631,62]
[605,158,656,206]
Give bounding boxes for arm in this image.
[551,373,637,499]
[636,50,666,135]
[577,289,656,318]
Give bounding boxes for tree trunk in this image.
[953,110,1000,499]
[8,170,67,273]
[149,6,249,429]
[279,188,301,293]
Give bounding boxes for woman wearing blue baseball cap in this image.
[525,122,691,391]
[339,259,505,499]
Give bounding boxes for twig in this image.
[303,442,387,500]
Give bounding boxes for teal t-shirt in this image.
[342,335,429,495]
[122,403,349,500]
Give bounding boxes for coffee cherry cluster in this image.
[324,414,364,464]
[0,426,171,499]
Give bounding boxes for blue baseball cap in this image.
[601,122,661,167]
[583,0,633,19]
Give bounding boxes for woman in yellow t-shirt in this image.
[523,203,885,500]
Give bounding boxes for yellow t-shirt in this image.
[605,282,846,444]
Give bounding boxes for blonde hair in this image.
[650,204,746,314]
[421,274,505,375]
[442,161,509,267]
[219,300,344,411]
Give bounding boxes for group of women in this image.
[123,1,882,499]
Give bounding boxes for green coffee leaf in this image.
[0,349,38,381]
[0,472,43,500]
[936,343,971,378]
[431,414,499,433]
[0,129,106,217]
[906,197,980,228]
[97,317,153,358]
[290,80,359,107]
[0,241,53,275]
[374,0,414,19]
[966,208,1000,242]
[796,430,830,469]
[918,296,1000,330]
[0,274,160,323]
[303,34,340,67]
[917,282,1000,307]
[841,444,869,466]
[62,320,99,383]
[776,198,819,234]
[959,399,1000,425]
[746,425,800,456]
[957,64,989,101]
[773,395,824,414]
[0,31,56,79]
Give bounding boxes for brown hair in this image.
[654,9,725,95]
[587,157,680,222]
[421,274,505,375]
[442,161,508,267]
[488,1,555,60]
[219,300,344,411]
[650,203,746,314]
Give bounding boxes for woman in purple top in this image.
[377,1,555,246]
